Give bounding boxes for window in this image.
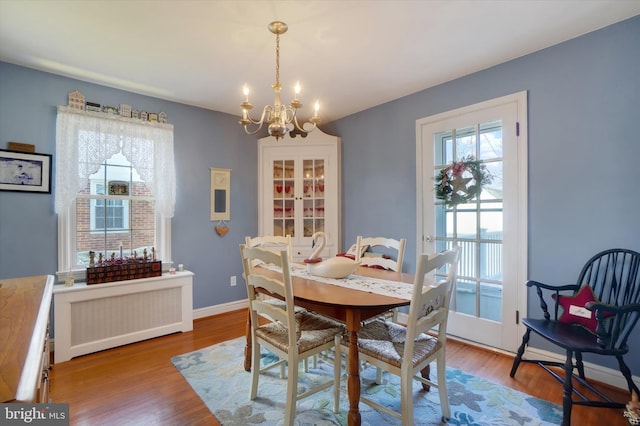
[55,107,175,278]
[92,183,129,231]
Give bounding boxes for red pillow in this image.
[553,286,611,334]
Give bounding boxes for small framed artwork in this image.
[0,150,52,193]
[108,180,129,195]
[210,167,231,221]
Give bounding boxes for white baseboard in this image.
[522,346,638,391]
[193,299,248,319]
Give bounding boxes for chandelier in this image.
[239,21,320,139]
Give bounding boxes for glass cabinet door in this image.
[272,159,295,237]
[271,157,325,239]
[302,158,324,237]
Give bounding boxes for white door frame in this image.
[415,91,528,352]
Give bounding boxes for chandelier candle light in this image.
[239,21,320,139]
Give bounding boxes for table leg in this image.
[346,313,362,426]
[421,365,431,391]
[244,309,252,372]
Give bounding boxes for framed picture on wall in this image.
[0,149,52,193]
[210,167,231,221]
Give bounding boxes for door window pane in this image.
[455,278,477,316]
[433,120,504,324]
[479,121,503,161]
[480,282,502,321]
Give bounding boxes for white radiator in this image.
[54,272,193,363]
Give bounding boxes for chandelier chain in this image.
[275,33,280,86]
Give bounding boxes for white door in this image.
[416,92,528,352]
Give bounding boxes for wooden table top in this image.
[0,275,53,402]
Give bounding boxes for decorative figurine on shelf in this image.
[119,104,132,118]
[68,91,85,110]
[143,248,148,261]
[86,102,101,112]
[152,247,156,261]
[89,250,95,267]
[98,253,103,264]
[65,271,75,287]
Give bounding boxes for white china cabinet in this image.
[258,129,341,261]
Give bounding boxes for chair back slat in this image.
[578,249,640,306]
[413,282,449,336]
[355,236,406,272]
[576,249,640,350]
[405,248,460,350]
[245,235,293,264]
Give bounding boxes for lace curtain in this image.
[55,106,176,218]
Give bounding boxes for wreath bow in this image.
[435,156,492,207]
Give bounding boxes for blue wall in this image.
[325,16,640,372]
[1,16,639,373]
[0,64,259,309]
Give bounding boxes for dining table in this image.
[243,263,415,426]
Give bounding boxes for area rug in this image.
[171,337,562,425]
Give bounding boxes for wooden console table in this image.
[1,275,54,402]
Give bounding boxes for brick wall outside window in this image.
[76,181,155,258]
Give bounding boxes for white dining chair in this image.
[244,234,310,373]
[342,247,460,425]
[239,244,345,426]
[354,236,407,326]
[355,236,406,272]
[245,235,292,264]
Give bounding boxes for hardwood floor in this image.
[50,309,631,425]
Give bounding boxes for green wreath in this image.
[434,156,492,207]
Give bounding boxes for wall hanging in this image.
[210,167,231,236]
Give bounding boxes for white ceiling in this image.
[1,0,639,122]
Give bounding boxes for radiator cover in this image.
[53,272,193,363]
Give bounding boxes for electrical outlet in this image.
[230,275,236,286]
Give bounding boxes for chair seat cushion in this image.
[522,318,621,354]
[346,320,441,368]
[256,311,345,354]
